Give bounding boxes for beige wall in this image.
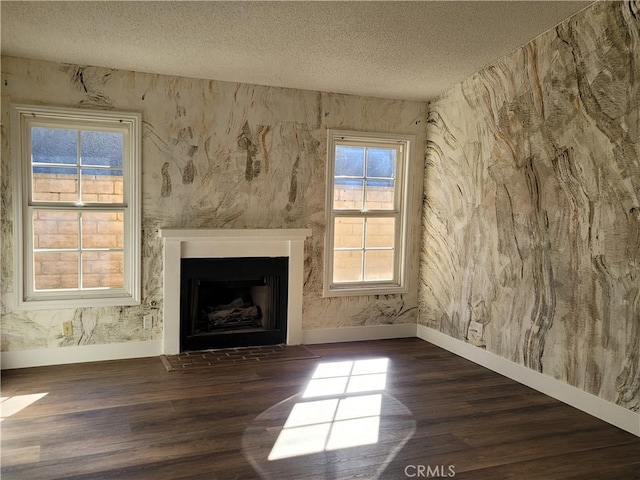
[420,1,639,411]
[0,55,425,352]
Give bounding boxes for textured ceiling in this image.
[1,1,593,102]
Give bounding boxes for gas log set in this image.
[202,297,262,330]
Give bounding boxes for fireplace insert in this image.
[180,257,288,351]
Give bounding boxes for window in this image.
[12,105,141,308]
[324,130,413,296]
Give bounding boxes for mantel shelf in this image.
[158,228,312,242]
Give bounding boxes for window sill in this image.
[14,294,140,310]
[323,284,408,298]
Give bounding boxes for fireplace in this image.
[159,228,312,354]
[180,257,288,350]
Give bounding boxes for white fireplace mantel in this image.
[158,228,312,354]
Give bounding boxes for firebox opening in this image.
[180,257,288,351]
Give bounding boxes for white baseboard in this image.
[417,325,639,437]
[1,340,162,370]
[302,323,418,345]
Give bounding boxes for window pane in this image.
[80,131,123,168]
[81,169,124,203]
[333,250,363,283]
[335,146,364,177]
[334,217,364,249]
[334,180,363,210]
[364,250,394,281]
[365,218,395,248]
[31,127,77,165]
[33,211,78,249]
[32,167,78,202]
[82,251,124,288]
[82,212,124,249]
[364,182,395,211]
[366,148,395,178]
[34,252,79,290]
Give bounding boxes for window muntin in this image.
[12,105,140,307]
[325,131,412,296]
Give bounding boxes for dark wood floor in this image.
[1,338,638,479]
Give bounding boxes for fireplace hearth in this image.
[180,257,288,351]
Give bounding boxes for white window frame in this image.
[324,130,413,297]
[11,104,141,309]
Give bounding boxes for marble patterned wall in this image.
[1,56,425,352]
[420,1,639,411]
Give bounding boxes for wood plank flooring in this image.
[1,339,638,479]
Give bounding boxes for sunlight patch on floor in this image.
[0,393,48,423]
[269,358,388,461]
